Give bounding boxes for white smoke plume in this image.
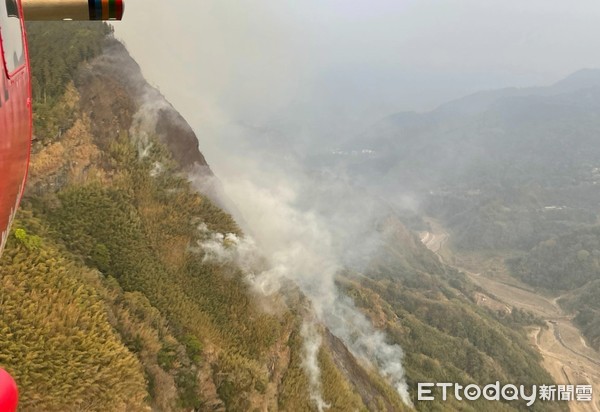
[115,13,414,405]
[301,321,330,412]
[129,88,175,159]
[114,72,416,406]
[325,297,413,407]
[191,160,413,407]
[198,228,253,265]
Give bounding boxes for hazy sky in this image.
[116,0,600,146]
[115,4,600,403]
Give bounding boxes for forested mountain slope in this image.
[0,22,562,411]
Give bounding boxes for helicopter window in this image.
[0,0,25,75]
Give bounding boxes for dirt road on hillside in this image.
[419,231,449,255]
[419,227,600,412]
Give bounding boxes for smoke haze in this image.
[114,0,600,407]
[117,0,600,148]
[192,161,413,406]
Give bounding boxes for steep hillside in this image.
[0,22,565,411]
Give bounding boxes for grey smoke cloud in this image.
[191,152,413,406]
[116,0,600,408]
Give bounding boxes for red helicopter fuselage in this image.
[0,0,31,255]
[0,1,124,409]
[1,1,125,256]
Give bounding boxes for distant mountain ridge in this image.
[330,68,600,216]
[433,68,600,116]
[353,68,600,148]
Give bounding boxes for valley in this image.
[420,225,600,412]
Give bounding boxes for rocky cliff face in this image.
[78,40,211,172]
[27,38,210,196]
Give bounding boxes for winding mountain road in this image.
[419,225,600,412]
